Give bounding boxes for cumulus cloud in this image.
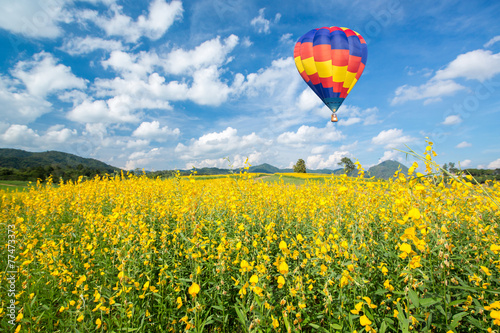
[337,105,380,126]
[391,79,465,105]
[391,49,500,105]
[488,158,500,169]
[434,50,500,82]
[0,0,72,38]
[0,124,77,149]
[61,36,125,56]
[67,96,143,124]
[0,75,52,124]
[93,0,183,43]
[306,151,350,170]
[456,141,472,148]
[378,150,403,164]
[371,128,415,148]
[460,159,472,168]
[277,124,344,148]
[132,121,180,141]
[174,127,271,160]
[185,152,262,169]
[251,8,270,34]
[442,115,462,125]
[125,147,162,170]
[163,35,239,75]
[12,52,86,97]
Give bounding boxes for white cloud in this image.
[280,33,293,44]
[175,127,271,160]
[94,0,183,43]
[306,151,350,170]
[67,96,142,124]
[488,158,500,169]
[185,152,262,169]
[0,124,77,149]
[337,105,380,126]
[125,147,162,170]
[132,121,180,141]
[188,66,235,106]
[251,8,270,34]
[434,50,500,82]
[442,115,462,125]
[0,0,72,38]
[378,150,403,164]
[163,35,239,75]
[0,75,52,123]
[460,159,472,168]
[296,88,323,111]
[484,36,500,48]
[456,141,472,148]
[277,124,344,148]
[61,36,125,55]
[102,50,160,78]
[391,79,465,105]
[371,128,414,148]
[12,52,86,97]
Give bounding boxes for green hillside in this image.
[368,160,409,179]
[0,148,121,181]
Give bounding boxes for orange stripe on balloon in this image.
[313,44,331,62]
[355,63,365,80]
[300,42,314,59]
[309,72,321,85]
[320,76,333,88]
[331,49,349,66]
[347,55,361,73]
[332,81,343,93]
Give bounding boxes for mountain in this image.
[248,163,281,173]
[367,160,408,179]
[0,148,120,171]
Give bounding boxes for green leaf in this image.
[419,297,440,307]
[379,320,388,333]
[408,289,419,307]
[330,324,342,330]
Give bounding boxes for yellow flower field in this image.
[1,146,500,332]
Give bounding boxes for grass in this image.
[0,180,31,192]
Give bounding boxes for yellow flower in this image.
[407,208,421,219]
[279,240,288,251]
[77,314,84,322]
[360,315,372,326]
[279,261,289,275]
[188,282,200,298]
[272,315,279,328]
[176,297,183,309]
[16,312,23,322]
[277,275,285,288]
[297,234,304,242]
[350,301,363,314]
[96,318,102,329]
[393,309,399,318]
[491,244,500,254]
[249,274,258,285]
[480,266,492,276]
[400,243,412,254]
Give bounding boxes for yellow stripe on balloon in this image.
[294,57,304,73]
[332,65,347,82]
[302,57,317,76]
[315,60,332,78]
[347,78,358,94]
[343,71,357,88]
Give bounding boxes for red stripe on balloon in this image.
[331,49,349,66]
[313,44,331,62]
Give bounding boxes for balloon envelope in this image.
[294,27,367,114]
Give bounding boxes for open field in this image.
[0,181,31,192]
[1,154,500,332]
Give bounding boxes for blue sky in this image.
[0,0,499,171]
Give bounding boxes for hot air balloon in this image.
[294,27,367,122]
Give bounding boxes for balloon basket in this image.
[331,113,338,122]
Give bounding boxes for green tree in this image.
[293,159,306,173]
[338,157,355,175]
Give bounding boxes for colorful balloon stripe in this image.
[294,26,367,114]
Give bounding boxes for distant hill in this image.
[367,160,408,179]
[0,148,121,181]
[0,148,120,171]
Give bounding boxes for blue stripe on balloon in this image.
[361,44,368,65]
[330,30,349,50]
[347,35,362,57]
[301,29,317,44]
[313,28,331,46]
